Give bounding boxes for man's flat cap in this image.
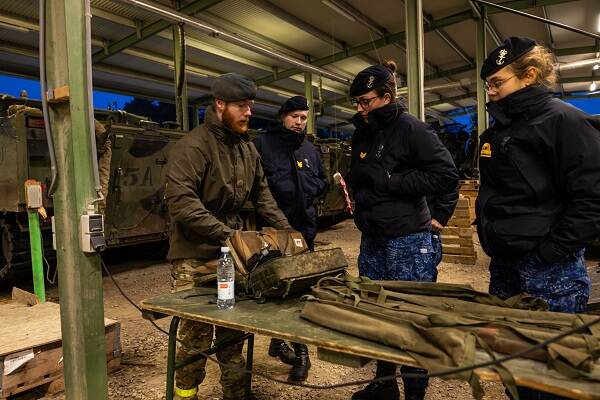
[278,95,310,115]
[349,64,392,97]
[211,73,257,101]
[480,37,536,80]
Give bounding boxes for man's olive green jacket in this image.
[165,107,290,261]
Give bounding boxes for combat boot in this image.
[352,361,399,400]
[268,338,296,365]
[288,343,311,382]
[404,388,426,400]
[174,386,198,400]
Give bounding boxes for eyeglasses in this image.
[350,96,379,108]
[484,75,516,91]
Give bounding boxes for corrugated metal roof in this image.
[0,0,598,124]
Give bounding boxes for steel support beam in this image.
[172,19,188,130]
[45,0,107,398]
[92,0,223,64]
[405,0,425,120]
[304,71,316,137]
[474,0,600,41]
[252,0,578,88]
[475,4,488,135]
[192,103,200,128]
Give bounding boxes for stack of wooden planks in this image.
[0,293,121,399]
[442,196,477,265]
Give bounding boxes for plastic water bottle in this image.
[217,246,235,310]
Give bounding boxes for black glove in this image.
[535,240,568,265]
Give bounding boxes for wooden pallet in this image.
[442,196,477,265]
[0,297,121,399]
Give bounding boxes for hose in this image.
[39,0,58,197]
[84,0,104,204]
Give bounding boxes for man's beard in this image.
[223,108,249,134]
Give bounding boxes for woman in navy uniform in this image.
[253,95,327,383]
[477,37,600,400]
[347,60,458,400]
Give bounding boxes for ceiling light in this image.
[321,0,356,22]
[591,82,597,92]
[597,15,600,32]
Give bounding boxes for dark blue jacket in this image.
[477,85,600,263]
[253,126,328,240]
[348,102,459,237]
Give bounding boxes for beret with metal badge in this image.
[480,36,536,80]
[278,95,310,115]
[349,64,392,97]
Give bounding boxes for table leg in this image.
[166,316,181,400]
[245,334,254,400]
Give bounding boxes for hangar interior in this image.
[1,0,599,133]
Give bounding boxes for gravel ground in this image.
[5,220,516,399]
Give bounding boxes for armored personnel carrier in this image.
[0,95,350,284]
[0,95,183,283]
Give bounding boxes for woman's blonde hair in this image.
[509,45,557,88]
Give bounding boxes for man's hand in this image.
[431,218,444,232]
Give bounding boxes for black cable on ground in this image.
[101,259,600,390]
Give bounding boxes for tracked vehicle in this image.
[0,96,350,284]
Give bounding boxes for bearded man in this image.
[165,73,291,400]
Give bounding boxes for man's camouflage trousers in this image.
[171,259,246,400]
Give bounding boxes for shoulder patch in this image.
[296,160,303,168]
[480,143,492,158]
[359,152,367,159]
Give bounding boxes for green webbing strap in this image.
[462,333,484,400]
[474,335,520,400]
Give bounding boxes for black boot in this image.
[352,361,399,400]
[268,338,296,365]
[404,388,426,400]
[288,343,311,382]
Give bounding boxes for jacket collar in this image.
[352,101,407,132]
[268,123,306,149]
[486,85,554,126]
[204,106,249,145]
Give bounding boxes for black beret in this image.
[480,37,536,80]
[278,95,309,115]
[349,64,392,97]
[211,73,257,101]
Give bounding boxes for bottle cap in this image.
[221,246,230,253]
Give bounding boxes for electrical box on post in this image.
[24,180,43,209]
[80,206,106,253]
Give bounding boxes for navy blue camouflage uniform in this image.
[254,125,328,250]
[348,101,459,394]
[426,187,459,267]
[477,85,600,400]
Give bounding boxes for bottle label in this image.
[218,281,234,300]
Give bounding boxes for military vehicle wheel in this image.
[0,217,56,286]
[0,219,31,285]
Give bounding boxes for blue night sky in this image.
[1,74,598,127]
[0,74,134,110]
